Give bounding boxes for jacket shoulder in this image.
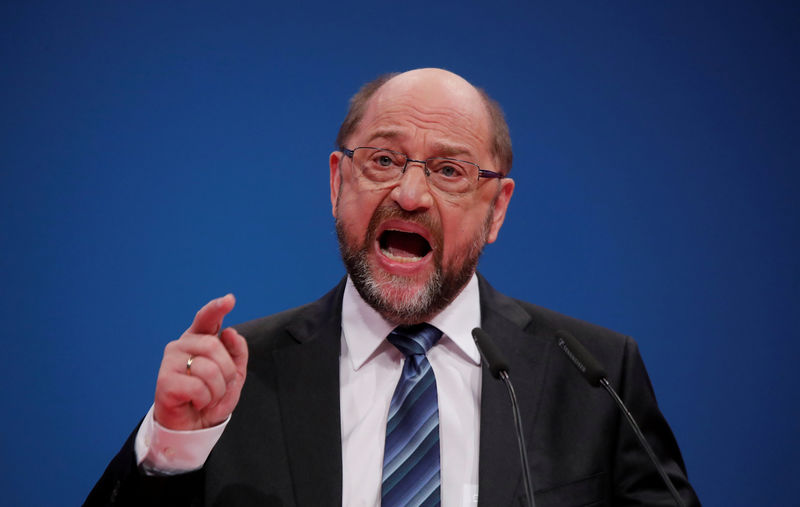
[478,273,631,347]
[518,298,630,344]
[233,278,346,352]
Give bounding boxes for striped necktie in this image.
[382,323,443,507]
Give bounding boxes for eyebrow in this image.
[365,129,402,145]
[430,141,474,159]
[365,130,476,159]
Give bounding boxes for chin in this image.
[355,261,445,324]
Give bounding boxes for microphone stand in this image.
[472,328,536,507]
[599,378,685,507]
[499,370,536,507]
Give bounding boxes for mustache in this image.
[365,205,443,251]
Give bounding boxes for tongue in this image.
[380,230,431,259]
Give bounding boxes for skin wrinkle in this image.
[335,199,493,325]
[363,131,476,161]
[347,161,479,207]
[365,113,486,162]
[336,71,512,176]
[334,160,499,324]
[365,97,487,153]
[330,68,514,325]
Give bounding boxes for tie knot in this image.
[387,323,443,357]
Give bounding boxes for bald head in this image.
[371,68,485,113]
[336,68,513,175]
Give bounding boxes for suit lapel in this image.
[477,275,555,506]
[265,275,555,506]
[273,280,345,506]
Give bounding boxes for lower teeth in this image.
[381,248,422,263]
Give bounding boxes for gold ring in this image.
[186,355,194,375]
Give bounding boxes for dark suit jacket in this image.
[86,275,699,506]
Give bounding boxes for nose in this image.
[390,161,434,211]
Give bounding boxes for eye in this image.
[368,150,402,169]
[439,165,459,178]
[429,159,468,179]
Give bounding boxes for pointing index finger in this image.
[188,294,236,335]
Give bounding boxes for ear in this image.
[329,151,343,218]
[485,177,515,244]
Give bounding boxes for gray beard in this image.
[335,205,492,325]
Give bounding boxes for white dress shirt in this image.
[340,275,483,506]
[136,274,484,506]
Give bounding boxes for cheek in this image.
[440,207,478,252]
[444,199,495,251]
[336,184,389,237]
[337,198,368,235]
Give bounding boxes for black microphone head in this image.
[471,328,510,379]
[555,330,607,386]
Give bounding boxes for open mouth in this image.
[378,230,432,263]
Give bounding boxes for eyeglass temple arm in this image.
[478,169,503,180]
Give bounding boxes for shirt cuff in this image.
[134,404,230,475]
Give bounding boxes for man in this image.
[87,68,699,506]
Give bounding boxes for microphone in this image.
[472,328,535,507]
[555,330,686,507]
[555,329,606,386]
[472,327,510,379]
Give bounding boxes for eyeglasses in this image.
[340,146,503,195]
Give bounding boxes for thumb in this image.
[188,293,236,335]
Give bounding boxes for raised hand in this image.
[153,294,248,430]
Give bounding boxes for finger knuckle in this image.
[199,333,221,348]
[164,340,180,354]
[190,381,211,404]
[155,374,174,393]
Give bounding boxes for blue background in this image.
[1,1,797,505]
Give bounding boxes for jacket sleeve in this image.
[611,336,701,506]
[83,423,205,507]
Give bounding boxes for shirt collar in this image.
[341,273,482,371]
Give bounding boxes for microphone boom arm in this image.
[598,378,685,507]
[499,370,536,507]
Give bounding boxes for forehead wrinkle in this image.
[402,103,488,157]
[364,120,481,156]
[365,129,402,146]
[359,98,489,161]
[429,140,474,159]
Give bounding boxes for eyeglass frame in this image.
[340,146,504,188]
